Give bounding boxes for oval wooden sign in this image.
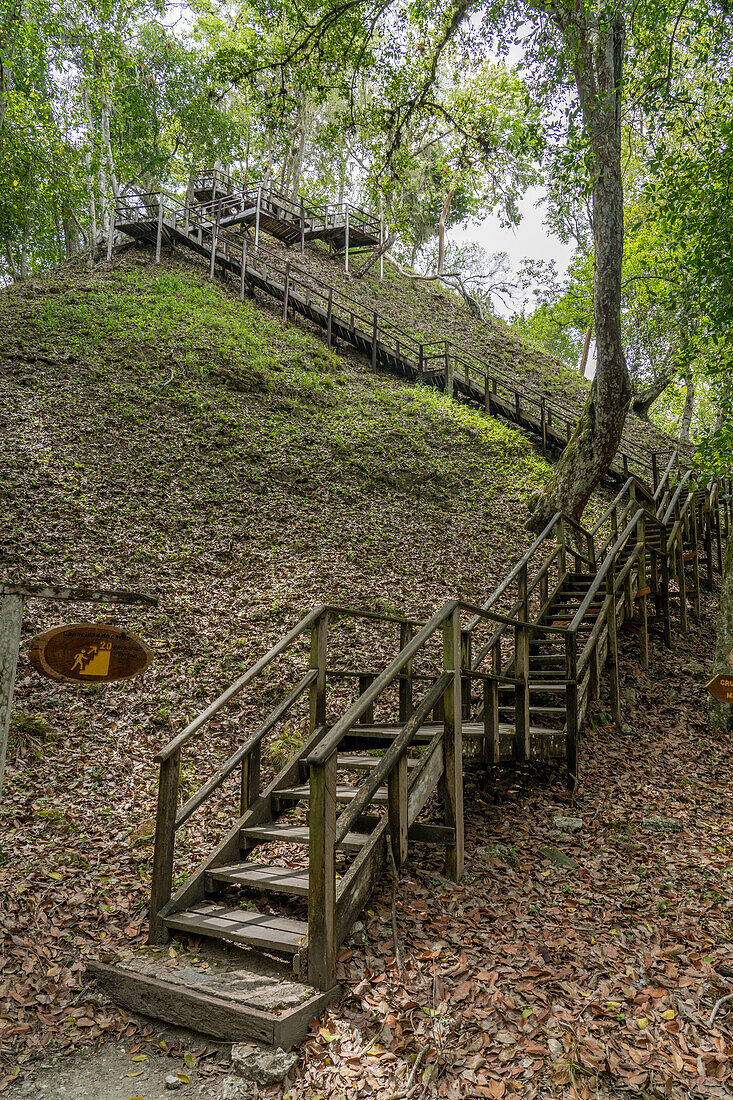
[29,623,152,684]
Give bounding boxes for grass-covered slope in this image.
[257,234,683,461]
[0,247,549,1070]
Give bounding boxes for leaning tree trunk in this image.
[632,371,673,419]
[578,322,592,376]
[528,10,630,530]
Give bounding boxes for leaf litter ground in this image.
[0,249,729,1099]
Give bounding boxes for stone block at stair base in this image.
[230,1043,298,1084]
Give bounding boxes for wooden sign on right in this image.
[706,674,733,705]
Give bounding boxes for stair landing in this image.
[88,941,338,1048]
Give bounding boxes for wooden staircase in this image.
[92,182,733,1047]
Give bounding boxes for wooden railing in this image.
[115,189,672,492]
[148,601,424,942]
[191,171,380,246]
[303,597,556,988]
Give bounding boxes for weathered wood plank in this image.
[308,753,337,990]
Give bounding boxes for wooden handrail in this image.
[654,450,679,502]
[306,601,459,766]
[334,671,453,844]
[567,509,644,634]
[174,668,318,828]
[155,605,326,761]
[464,512,561,633]
[662,469,693,526]
[590,478,635,536]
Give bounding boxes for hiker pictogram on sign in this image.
[71,641,112,677]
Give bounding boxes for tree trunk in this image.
[353,233,396,278]
[101,88,120,202]
[632,371,673,419]
[3,242,17,281]
[680,374,694,443]
[437,186,456,276]
[528,11,630,530]
[710,538,733,734]
[578,322,592,376]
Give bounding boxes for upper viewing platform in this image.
[191,169,382,253]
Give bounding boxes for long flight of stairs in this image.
[90,172,733,1049]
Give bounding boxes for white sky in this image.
[451,186,596,375]
[452,185,575,315]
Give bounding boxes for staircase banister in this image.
[155,604,328,762]
[324,604,423,628]
[661,469,693,525]
[174,668,319,829]
[567,508,645,634]
[590,477,636,535]
[653,450,679,502]
[463,512,562,634]
[459,599,567,635]
[305,600,460,767]
[333,670,453,845]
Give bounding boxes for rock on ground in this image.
[230,1044,298,1086]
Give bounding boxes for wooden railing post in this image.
[308,751,336,990]
[372,311,378,371]
[444,342,454,397]
[460,629,472,720]
[418,344,424,382]
[675,505,688,634]
[309,612,329,732]
[606,568,622,727]
[483,641,500,766]
[388,755,409,869]
[540,398,547,455]
[282,261,290,321]
[155,196,164,264]
[651,452,659,492]
[441,607,463,881]
[514,564,530,763]
[254,185,261,252]
[299,197,305,254]
[149,749,180,944]
[638,516,649,670]
[557,516,567,576]
[564,630,578,789]
[398,622,413,723]
[660,539,673,648]
[691,500,701,617]
[240,740,261,816]
[358,674,375,725]
[326,289,333,350]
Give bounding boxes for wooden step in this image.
[240,822,370,851]
[164,902,307,955]
[499,705,566,715]
[206,862,309,897]
[337,754,419,772]
[277,784,388,805]
[498,682,566,692]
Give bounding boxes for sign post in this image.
[0,582,157,797]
